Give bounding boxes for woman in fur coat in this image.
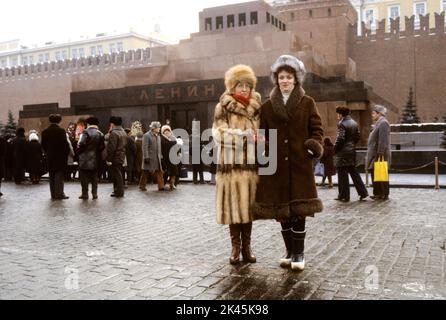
[212,64,261,265]
[251,55,324,271]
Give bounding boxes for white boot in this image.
[290,229,306,271]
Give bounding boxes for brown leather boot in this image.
[241,222,256,263]
[229,224,241,264]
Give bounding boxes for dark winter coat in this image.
[42,124,70,172]
[251,86,324,220]
[26,140,44,175]
[320,144,336,176]
[12,135,27,172]
[125,136,137,168]
[334,116,360,167]
[106,126,127,166]
[134,138,143,175]
[0,136,6,179]
[78,125,105,171]
[366,116,391,169]
[161,134,179,176]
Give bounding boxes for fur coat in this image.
[212,92,261,225]
[251,86,324,220]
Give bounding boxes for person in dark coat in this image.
[366,104,391,200]
[334,106,368,202]
[0,135,6,197]
[124,128,137,185]
[41,114,70,200]
[319,137,336,188]
[77,117,105,199]
[191,136,205,184]
[160,125,179,191]
[139,121,164,191]
[106,116,127,197]
[251,55,324,271]
[12,127,27,184]
[26,131,44,184]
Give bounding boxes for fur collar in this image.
[220,91,261,120]
[269,86,306,122]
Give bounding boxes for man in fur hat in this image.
[251,54,324,271]
[139,121,165,191]
[212,64,261,265]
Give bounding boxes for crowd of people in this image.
[0,54,392,273]
[0,115,207,199]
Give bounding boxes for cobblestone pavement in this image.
[0,181,445,300]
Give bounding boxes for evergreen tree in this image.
[400,87,420,124]
[0,120,4,136]
[441,128,446,149]
[3,110,18,137]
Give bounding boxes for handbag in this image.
[314,162,325,177]
[373,155,389,182]
[179,166,188,178]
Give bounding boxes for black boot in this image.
[291,229,306,271]
[229,224,242,264]
[241,223,256,263]
[280,228,293,267]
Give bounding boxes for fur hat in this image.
[29,132,39,142]
[373,104,387,116]
[149,121,162,129]
[161,124,172,134]
[224,64,257,93]
[271,54,306,85]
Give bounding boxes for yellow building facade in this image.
[0,32,168,69]
[355,0,446,31]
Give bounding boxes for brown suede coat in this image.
[251,86,324,220]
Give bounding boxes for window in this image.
[227,14,234,28]
[414,2,427,29]
[205,17,212,31]
[216,16,223,29]
[55,51,61,61]
[1,59,6,68]
[72,49,78,59]
[117,42,123,52]
[309,10,312,18]
[79,48,85,57]
[12,57,18,66]
[97,45,103,55]
[62,50,67,60]
[109,43,116,54]
[266,12,271,23]
[44,53,50,62]
[29,56,34,65]
[90,46,96,56]
[238,13,246,26]
[250,11,258,25]
[328,8,332,17]
[22,56,28,65]
[38,54,44,62]
[364,8,377,30]
[442,0,446,13]
[388,5,400,30]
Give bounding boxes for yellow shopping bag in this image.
[373,155,388,182]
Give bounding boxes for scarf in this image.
[231,93,251,107]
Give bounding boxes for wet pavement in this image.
[0,181,445,300]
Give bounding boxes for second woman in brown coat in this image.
[251,55,324,271]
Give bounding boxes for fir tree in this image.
[400,87,420,124]
[441,128,446,149]
[3,110,18,137]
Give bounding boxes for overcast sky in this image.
[0,0,257,46]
